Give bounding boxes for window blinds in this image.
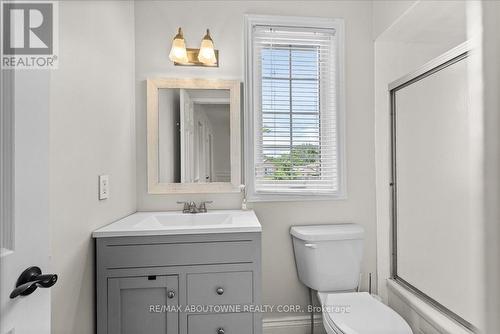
[252,25,339,194]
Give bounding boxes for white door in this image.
[203,124,213,182]
[0,70,54,333]
[195,121,203,183]
[180,89,194,183]
[207,133,214,182]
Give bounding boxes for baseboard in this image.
[263,314,326,334]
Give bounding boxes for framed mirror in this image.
[147,78,241,194]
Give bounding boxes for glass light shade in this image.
[198,29,217,65]
[169,28,188,63]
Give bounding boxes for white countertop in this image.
[92,210,262,238]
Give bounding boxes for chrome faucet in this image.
[177,201,196,213]
[177,201,213,214]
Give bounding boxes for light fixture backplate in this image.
[174,48,219,67]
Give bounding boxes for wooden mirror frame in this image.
[147,78,241,194]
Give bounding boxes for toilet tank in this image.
[290,224,364,292]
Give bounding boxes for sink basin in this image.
[92,210,262,238]
[136,213,232,228]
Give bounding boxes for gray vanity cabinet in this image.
[95,232,262,334]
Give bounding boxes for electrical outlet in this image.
[99,175,109,200]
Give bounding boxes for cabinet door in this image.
[108,275,178,334]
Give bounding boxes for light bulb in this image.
[169,27,188,63]
[198,29,217,65]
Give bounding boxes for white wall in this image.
[470,1,500,332]
[135,0,376,325]
[49,2,136,333]
[372,0,416,40]
[483,2,500,331]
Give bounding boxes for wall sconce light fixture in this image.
[168,27,219,67]
[168,28,189,64]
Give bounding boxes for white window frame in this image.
[244,15,346,202]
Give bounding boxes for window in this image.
[244,15,345,201]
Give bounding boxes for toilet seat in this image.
[318,292,413,334]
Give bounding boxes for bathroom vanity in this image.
[92,78,262,333]
[93,210,262,334]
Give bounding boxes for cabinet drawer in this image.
[188,313,253,334]
[187,271,253,305]
[101,240,255,269]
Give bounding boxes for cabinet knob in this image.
[167,290,175,299]
[216,287,224,295]
[217,328,225,334]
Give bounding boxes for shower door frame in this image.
[388,41,476,332]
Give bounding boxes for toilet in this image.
[290,224,413,334]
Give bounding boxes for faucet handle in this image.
[198,201,213,213]
[176,201,190,213]
[188,201,198,213]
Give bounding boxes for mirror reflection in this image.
[158,88,230,184]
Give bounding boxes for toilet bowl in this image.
[318,292,412,334]
[290,224,413,334]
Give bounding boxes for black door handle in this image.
[10,266,58,299]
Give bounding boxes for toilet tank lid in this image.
[290,224,364,242]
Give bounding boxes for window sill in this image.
[246,192,347,203]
